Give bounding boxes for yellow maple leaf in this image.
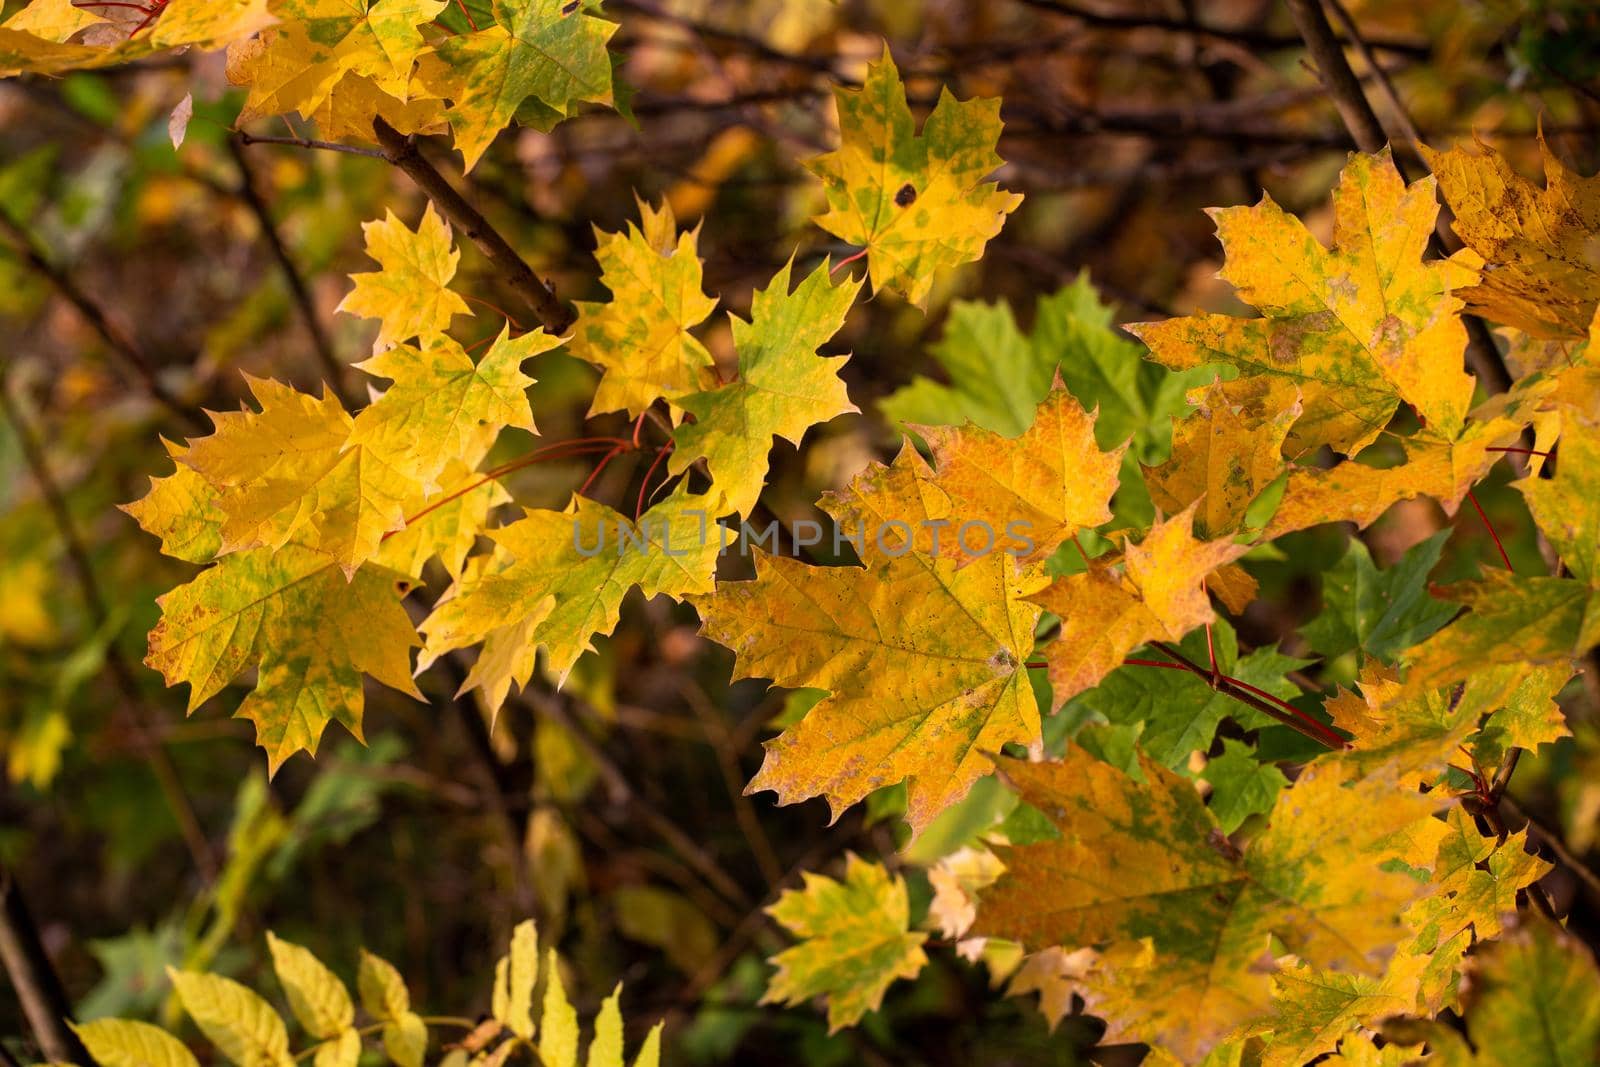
[2,0,106,42]
[570,198,718,419]
[914,382,1124,565]
[1259,389,1539,540]
[337,203,471,354]
[694,446,1046,834]
[121,439,225,564]
[1129,150,1476,456]
[146,544,420,773]
[352,326,554,491]
[302,70,446,141]
[806,45,1022,308]
[974,748,1445,1059]
[179,377,416,576]
[234,0,444,124]
[1400,570,1600,698]
[374,459,510,581]
[1145,380,1299,538]
[1423,135,1600,339]
[1026,505,1246,709]
[147,0,275,49]
[419,488,720,712]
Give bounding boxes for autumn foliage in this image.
[3,1,1600,1065]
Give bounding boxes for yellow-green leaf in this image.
[569,198,717,419]
[352,326,553,490]
[72,1019,199,1067]
[762,853,929,1032]
[974,749,1445,1059]
[337,204,471,354]
[537,949,578,1067]
[418,0,616,171]
[145,545,421,773]
[807,45,1021,307]
[420,487,718,709]
[266,932,354,1039]
[167,968,294,1067]
[491,919,538,1040]
[670,259,862,516]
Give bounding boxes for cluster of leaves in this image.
[73,921,659,1067]
[4,0,1600,1064]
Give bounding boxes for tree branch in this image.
[1285,0,1391,155]
[226,136,354,408]
[0,214,204,433]
[1285,0,1513,394]
[1022,0,1429,58]
[237,129,388,157]
[0,864,90,1066]
[371,118,575,335]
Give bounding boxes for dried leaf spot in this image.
[894,183,917,207]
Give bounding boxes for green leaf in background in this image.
[881,298,1046,437]
[1199,739,1288,833]
[1300,531,1459,663]
[881,272,1204,457]
[1034,273,1207,459]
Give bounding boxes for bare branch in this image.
[371,118,575,335]
[0,214,205,432]
[226,136,355,407]
[0,864,91,1066]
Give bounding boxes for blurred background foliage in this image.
[3,0,1600,1063]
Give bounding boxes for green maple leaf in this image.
[419,487,720,712]
[1198,738,1287,833]
[1299,531,1460,662]
[670,259,863,516]
[1065,618,1308,767]
[421,0,616,170]
[882,272,1198,453]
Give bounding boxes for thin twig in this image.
[236,129,388,158]
[426,653,537,915]
[678,679,784,891]
[226,136,353,407]
[1501,795,1600,899]
[1285,0,1391,156]
[371,118,575,335]
[1149,640,1349,749]
[1285,0,1514,395]
[1017,0,1429,57]
[526,688,753,911]
[1322,0,1424,147]
[0,214,203,431]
